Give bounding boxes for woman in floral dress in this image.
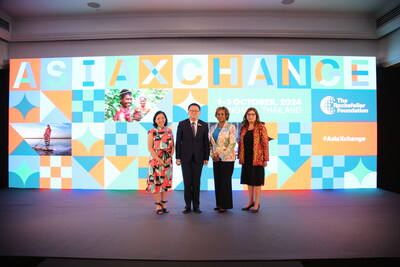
[147,111,174,214]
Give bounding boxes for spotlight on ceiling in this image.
[282,0,295,5]
[87,2,101,9]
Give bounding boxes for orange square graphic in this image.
[138,178,147,190]
[51,167,61,177]
[40,156,51,166]
[312,122,377,156]
[139,156,150,168]
[40,178,51,188]
[61,156,72,166]
[62,178,72,189]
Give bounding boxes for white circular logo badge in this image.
[320,96,336,115]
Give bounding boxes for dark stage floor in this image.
[0,188,399,265]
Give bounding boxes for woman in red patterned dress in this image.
[147,111,174,214]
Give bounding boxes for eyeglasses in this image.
[189,110,200,113]
[247,113,256,116]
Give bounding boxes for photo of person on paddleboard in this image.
[44,125,51,149]
[10,123,71,156]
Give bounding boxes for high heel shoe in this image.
[155,202,163,215]
[251,204,260,213]
[241,203,255,211]
[161,200,169,213]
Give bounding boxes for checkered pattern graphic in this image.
[72,89,105,122]
[40,156,72,189]
[278,122,312,157]
[104,123,139,156]
[311,155,345,189]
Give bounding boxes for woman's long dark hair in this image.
[241,107,261,128]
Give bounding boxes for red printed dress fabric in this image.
[146,127,173,194]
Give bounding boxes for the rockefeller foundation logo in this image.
[320,96,369,115]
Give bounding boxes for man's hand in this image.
[176,159,181,166]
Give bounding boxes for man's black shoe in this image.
[193,208,202,213]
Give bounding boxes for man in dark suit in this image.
[176,103,210,214]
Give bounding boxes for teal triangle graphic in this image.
[107,160,138,189]
[174,181,184,190]
[41,107,70,123]
[277,157,294,188]
[280,156,309,173]
[140,123,155,132]
[73,156,103,172]
[72,158,103,189]
[11,140,39,155]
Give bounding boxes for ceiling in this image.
[0,0,399,20]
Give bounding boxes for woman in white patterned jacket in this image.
[210,107,237,213]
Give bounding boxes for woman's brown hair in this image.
[242,107,261,128]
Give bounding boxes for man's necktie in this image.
[191,122,196,137]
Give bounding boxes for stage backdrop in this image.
[8,55,377,190]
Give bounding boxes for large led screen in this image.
[8,55,377,190]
